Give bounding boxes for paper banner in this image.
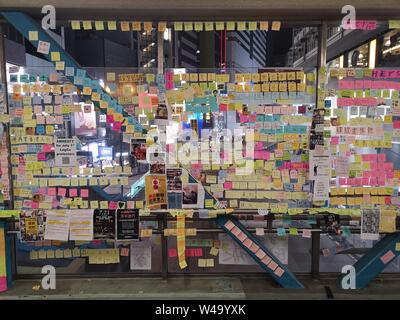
[177,215,187,269]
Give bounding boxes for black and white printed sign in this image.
[55,138,77,167]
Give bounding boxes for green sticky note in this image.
[289,228,298,236]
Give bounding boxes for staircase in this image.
[216,214,304,288]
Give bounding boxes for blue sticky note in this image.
[36,125,45,135]
[277,227,286,237]
[65,67,75,77]
[76,69,86,77]
[73,76,83,85]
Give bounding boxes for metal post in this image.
[157,30,164,74]
[0,24,13,209]
[311,230,321,278]
[315,21,327,104]
[161,213,168,279]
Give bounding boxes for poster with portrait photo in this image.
[130,138,147,162]
[166,168,183,192]
[154,103,169,125]
[93,209,116,240]
[149,152,166,174]
[182,183,205,209]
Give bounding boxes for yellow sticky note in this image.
[143,22,153,32]
[82,21,92,30]
[205,22,214,31]
[237,21,246,31]
[135,201,144,209]
[205,199,214,208]
[71,20,81,30]
[226,21,235,31]
[194,22,203,31]
[55,61,65,71]
[51,52,60,61]
[210,247,219,256]
[215,22,225,30]
[28,31,38,41]
[259,21,269,30]
[389,20,400,29]
[396,242,400,251]
[184,22,193,31]
[127,22,139,32]
[95,21,104,30]
[174,22,183,31]
[107,21,117,30]
[271,21,281,31]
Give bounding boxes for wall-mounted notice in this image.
[55,138,77,167]
[116,209,139,240]
[93,209,115,240]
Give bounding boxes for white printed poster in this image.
[44,210,70,241]
[68,209,94,241]
[130,241,152,270]
[55,138,77,167]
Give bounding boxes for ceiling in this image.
[0,0,399,21]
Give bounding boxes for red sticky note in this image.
[80,189,89,198]
[57,187,67,197]
[169,248,177,257]
[69,188,78,197]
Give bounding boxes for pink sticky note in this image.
[42,144,53,152]
[380,250,395,264]
[112,121,122,131]
[57,187,67,197]
[69,188,78,197]
[196,248,203,257]
[223,182,233,190]
[0,277,7,292]
[330,136,339,145]
[339,178,347,186]
[106,115,114,123]
[37,152,46,161]
[31,202,39,209]
[109,201,117,209]
[38,187,46,196]
[80,189,89,198]
[120,248,130,257]
[47,187,56,196]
